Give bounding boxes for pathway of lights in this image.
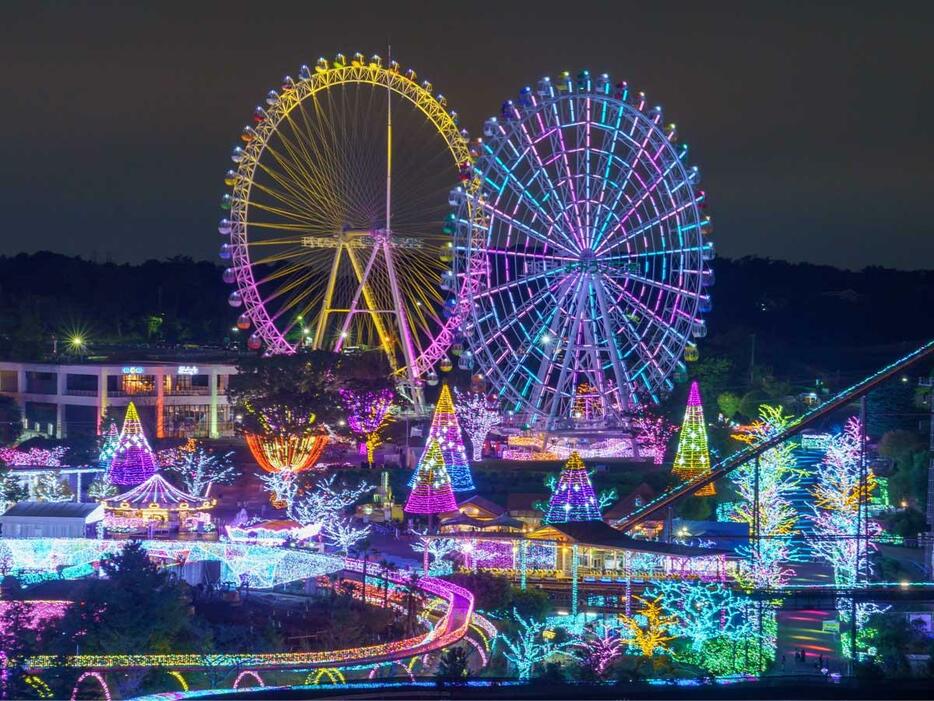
[23,559,474,672]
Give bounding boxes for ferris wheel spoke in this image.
[511,116,571,232]
[591,104,627,237]
[477,274,569,351]
[544,101,587,245]
[497,274,579,401]
[602,275,691,350]
[529,274,587,417]
[251,161,339,224]
[478,201,577,258]
[591,275,637,410]
[482,144,562,231]
[595,191,691,258]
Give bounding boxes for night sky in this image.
[2,1,932,270]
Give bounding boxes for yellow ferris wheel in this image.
[218,52,483,408]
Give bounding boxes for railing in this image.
[616,339,934,530]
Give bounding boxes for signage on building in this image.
[122,366,144,375]
[177,365,199,376]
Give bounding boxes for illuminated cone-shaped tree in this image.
[107,402,158,485]
[405,439,458,515]
[97,420,120,467]
[545,451,601,523]
[409,384,474,491]
[671,381,715,496]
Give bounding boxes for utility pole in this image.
[919,376,934,579]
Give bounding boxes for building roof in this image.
[603,482,657,520]
[1,501,103,520]
[534,520,726,557]
[458,495,506,518]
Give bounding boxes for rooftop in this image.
[1,501,103,519]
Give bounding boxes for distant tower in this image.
[545,451,601,523]
[107,402,158,485]
[671,381,715,496]
[405,439,458,515]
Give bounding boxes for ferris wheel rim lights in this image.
[452,70,714,427]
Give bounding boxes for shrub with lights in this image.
[339,387,395,467]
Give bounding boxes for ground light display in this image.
[0,25,932,701]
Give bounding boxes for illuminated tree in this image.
[671,381,715,496]
[647,580,752,652]
[574,621,624,677]
[259,470,299,510]
[544,451,601,523]
[411,384,473,491]
[339,387,395,466]
[0,468,28,512]
[411,532,458,575]
[165,444,238,497]
[323,517,372,556]
[405,439,458,516]
[97,420,119,467]
[107,402,158,485]
[501,608,570,680]
[617,595,676,657]
[806,418,882,654]
[728,405,804,589]
[289,474,373,527]
[453,387,500,462]
[34,473,72,502]
[244,405,328,474]
[632,410,677,465]
[87,474,118,500]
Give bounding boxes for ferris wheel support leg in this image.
[344,246,398,373]
[523,276,579,423]
[335,243,382,353]
[312,244,344,350]
[593,275,634,417]
[594,277,634,410]
[381,240,423,411]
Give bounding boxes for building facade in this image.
[0,360,237,439]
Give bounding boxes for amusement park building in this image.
[0,360,237,439]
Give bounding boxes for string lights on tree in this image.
[404,439,457,516]
[409,384,473,491]
[453,387,500,462]
[616,595,676,658]
[544,451,601,524]
[632,410,678,465]
[670,381,715,495]
[339,388,396,467]
[289,475,374,528]
[107,402,158,486]
[323,517,372,556]
[500,608,570,680]
[165,443,238,497]
[728,405,803,589]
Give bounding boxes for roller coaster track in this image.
[615,339,934,531]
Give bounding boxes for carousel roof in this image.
[103,473,214,511]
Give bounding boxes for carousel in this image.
[101,473,216,535]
